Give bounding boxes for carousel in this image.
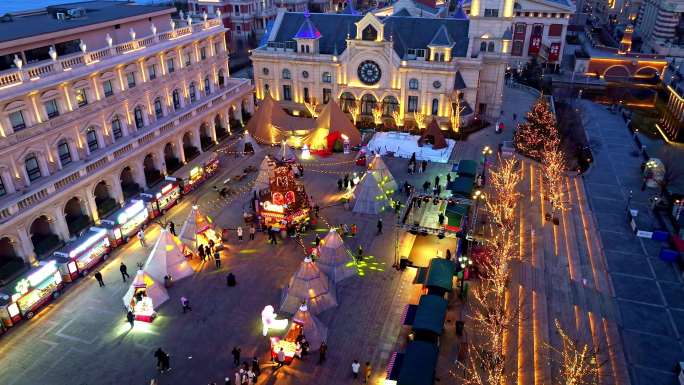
[256,164,311,232]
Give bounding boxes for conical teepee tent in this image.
[280,257,337,315]
[179,205,221,251]
[317,228,356,283]
[291,303,328,351]
[368,154,398,194]
[122,270,170,311]
[312,100,362,149]
[238,132,263,156]
[144,229,195,283]
[352,172,389,215]
[254,155,275,193]
[245,93,289,144]
[277,140,297,162]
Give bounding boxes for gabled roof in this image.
[453,70,466,90]
[264,12,469,58]
[452,0,468,19]
[429,25,454,47]
[294,12,322,39]
[393,8,412,16]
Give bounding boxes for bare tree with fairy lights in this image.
[546,319,607,385]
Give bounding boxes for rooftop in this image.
[0,1,174,43]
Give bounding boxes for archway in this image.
[0,237,24,283]
[64,197,90,236]
[164,143,181,174]
[603,65,630,82]
[183,132,199,161]
[214,114,228,140]
[120,166,140,200]
[241,99,251,122]
[94,181,117,217]
[30,215,61,258]
[381,95,399,117]
[143,154,162,187]
[199,123,214,151]
[340,92,356,113]
[360,94,377,116]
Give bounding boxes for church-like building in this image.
[250,1,515,127]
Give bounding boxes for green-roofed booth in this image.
[403,294,448,343]
[455,159,478,178]
[413,258,455,296]
[397,341,439,385]
[444,203,468,232]
[446,176,474,198]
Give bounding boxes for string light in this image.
[513,97,559,161]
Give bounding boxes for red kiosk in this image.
[257,164,310,232]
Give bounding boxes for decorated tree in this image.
[542,135,567,215]
[546,319,605,385]
[514,98,559,160]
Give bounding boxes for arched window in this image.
[382,96,399,117]
[282,69,291,79]
[204,76,211,95]
[25,155,41,181]
[480,41,487,51]
[362,25,378,41]
[218,69,225,87]
[57,140,71,166]
[487,41,495,52]
[360,94,377,115]
[431,98,439,115]
[172,89,181,110]
[134,107,144,129]
[189,83,197,103]
[264,84,270,95]
[86,127,99,152]
[408,78,419,90]
[339,92,356,113]
[154,98,163,119]
[322,72,332,83]
[111,117,123,140]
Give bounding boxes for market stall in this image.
[317,228,356,283]
[170,151,220,194]
[0,292,21,328]
[413,258,455,297]
[4,260,63,320]
[53,227,110,278]
[140,179,181,219]
[402,294,447,343]
[385,341,439,385]
[122,270,169,322]
[280,257,337,315]
[257,164,310,232]
[97,199,149,247]
[179,205,222,251]
[144,229,194,283]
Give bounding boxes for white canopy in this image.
[179,205,220,250]
[291,304,328,351]
[352,173,389,215]
[122,270,169,310]
[254,155,275,193]
[368,154,398,194]
[144,229,195,283]
[317,229,356,283]
[280,257,337,315]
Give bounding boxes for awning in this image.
[456,160,478,177]
[413,267,428,284]
[397,341,439,385]
[403,304,418,325]
[425,258,455,292]
[447,177,474,198]
[412,295,447,335]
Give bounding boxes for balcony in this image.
[0,18,223,97]
[0,77,252,224]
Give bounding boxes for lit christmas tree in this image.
[514,97,559,161]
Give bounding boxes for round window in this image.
[262,68,269,75]
[302,71,309,79]
[433,80,442,89]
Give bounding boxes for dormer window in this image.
[362,25,377,41]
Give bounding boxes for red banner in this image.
[549,42,561,62]
[528,24,544,55]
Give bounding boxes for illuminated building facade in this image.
[0,1,253,266]
[252,5,514,127]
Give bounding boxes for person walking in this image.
[318,342,327,364]
[181,296,192,313]
[364,362,372,383]
[446,173,452,184]
[232,347,241,367]
[421,160,427,173]
[154,348,165,372]
[120,262,130,282]
[315,234,321,247]
[127,310,135,328]
[208,239,216,253]
[237,226,243,241]
[356,246,363,262]
[313,204,320,218]
[276,348,285,369]
[337,179,343,191]
[168,221,176,236]
[352,360,360,380]
[198,245,206,261]
[137,229,146,247]
[247,369,255,384]
[215,252,222,269]
[94,271,105,287]
[227,272,236,286]
[234,371,241,385]
[251,357,260,376]
[376,218,383,235]
[435,175,440,187]
[422,181,430,193]
[249,225,256,240]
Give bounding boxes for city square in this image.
[0,0,684,385]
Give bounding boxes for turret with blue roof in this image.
[294,9,322,39]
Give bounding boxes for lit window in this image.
[75,88,88,107]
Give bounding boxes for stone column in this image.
[209,120,218,143]
[85,191,100,223]
[17,227,36,264]
[193,129,203,154]
[52,207,72,241]
[110,175,125,205]
[156,148,167,176]
[1,169,16,194]
[133,161,148,190]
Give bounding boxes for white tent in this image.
[291,303,328,351]
[144,229,195,283]
[352,172,389,215]
[238,132,263,156]
[179,205,221,251]
[368,154,398,194]
[317,228,356,283]
[254,155,275,193]
[280,257,337,315]
[122,270,170,311]
[277,140,297,162]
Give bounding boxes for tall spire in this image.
[294,10,322,39]
[452,0,468,19]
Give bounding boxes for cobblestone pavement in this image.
[579,101,684,385]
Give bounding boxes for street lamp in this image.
[642,160,657,191]
[471,190,485,231]
[458,255,473,298]
[481,146,493,185]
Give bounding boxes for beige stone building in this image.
[0,1,253,267]
[251,3,514,128]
